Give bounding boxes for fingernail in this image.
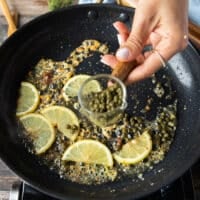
[117,34,122,45]
[113,22,118,28]
[100,58,108,65]
[116,48,130,60]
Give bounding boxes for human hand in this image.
[101,0,188,85]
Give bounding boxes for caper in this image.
[113,96,118,103]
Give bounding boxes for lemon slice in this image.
[62,74,101,100]
[41,105,79,141]
[16,82,40,117]
[113,131,152,165]
[62,139,113,167]
[20,113,55,154]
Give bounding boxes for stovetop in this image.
[9,159,200,200]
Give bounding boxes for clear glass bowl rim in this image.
[78,74,127,115]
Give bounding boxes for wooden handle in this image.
[111,60,138,81]
[0,0,17,36]
[8,11,18,36]
[189,20,200,48]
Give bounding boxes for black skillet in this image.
[0,4,200,200]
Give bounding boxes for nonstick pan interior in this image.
[0,4,200,200]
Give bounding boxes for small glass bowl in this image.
[78,74,127,127]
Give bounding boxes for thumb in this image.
[116,9,154,62]
[116,31,145,62]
